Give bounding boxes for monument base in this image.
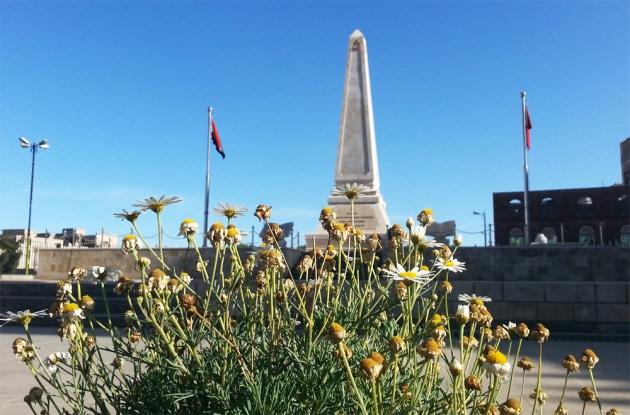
[305,193,389,248]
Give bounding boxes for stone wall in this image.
[13,246,630,334]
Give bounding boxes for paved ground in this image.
[0,327,628,414]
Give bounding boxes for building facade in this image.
[493,185,630,246]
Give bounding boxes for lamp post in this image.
[473,211,487,247]
[19,137,49,275]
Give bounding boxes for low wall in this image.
[15,246,630,334]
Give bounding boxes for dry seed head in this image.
[530,323,550,343]
[27,387,43,403]
[254,204,272,221]
[439,280,453,295]
[580,348,599,369]
[359,357,382,380]
[389,336,406,354]
[335,342,352,360]
[562,354,580,372]
[494,325,511,340]
[129,330,141,343]
[465,375,482,391]
[417,338,442,360]
[79,295,95,311]
[517,356,534,371]
[578,386,597,402]
[449,359,464,376]
[328,322,346,344]
[499,399,522,415]
[553,403,569,415]
[606,409,621,415]
[514,322,530,338]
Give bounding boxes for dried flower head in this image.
[26,386,44,403]
[517,356,534,371]
[578,386,597,402]
[562,354,580,372]
[319,207,336,225]
[262,223,283,245]
[514,322,530,338]
[449,359,464,376]
[530,388,549,405]
[129,330,141,344]
[254,204,272,221]
[494,325,511,340]
[580,348,599,369]
[67,266,87,281]
[606,409,621,415]
[328,322,347,344]
[465,375,482,391]
[462,335,479,350]
[499,398,522,415]
[417,338,442,360]
[206,222,226,247]
[439,280,453,295]
[114,276,133,296]
[122,234,139,254]
[359,357,382,380]
[554,403,569,415]
[530,323,550,343]
[334,342,352,360]
[111,356,124,369]
[367,233,381,252]
[389,336,406,354]
[134,195,182,213]
[79,295,95,312]
[417,208,435,226]
[12,337,35,361]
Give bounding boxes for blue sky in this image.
[1,1,628,247]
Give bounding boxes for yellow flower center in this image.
[486,350,508,365]
[421,208,433,216]
[445,260,454,267]
[122,234,137,242]
[182,218,195,224]
[471,298,484,306]
[399,271,416,279]
[421,265,429,271]
[63,303,80,313]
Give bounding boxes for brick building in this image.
[493,185,630,246]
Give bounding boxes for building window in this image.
[509,199,522,218]
[617,194,629,217]
[541,197,555,217]
[578,226,595,245]
[509,227,524,246]
[577,196,594,217]
[621,225,630,247]
[541,227,557,244]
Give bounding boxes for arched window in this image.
[577,196,594,217]
[509,199,522,218]
[509,227,524,246]
[541,227,557,244]
[541,197,555,217]
[578,226,595,245]
[620,225,630,247]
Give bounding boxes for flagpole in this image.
[203,106,213,248]
[520,91,530,245]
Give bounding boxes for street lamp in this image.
[19,137,49,275]
[473,211,487,247]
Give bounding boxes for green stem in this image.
[338,343,368,415]
[588,368,604,415]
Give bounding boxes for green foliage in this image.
[0,238,20,274]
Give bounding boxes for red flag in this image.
[211,118,225,159]
[525,107,532,150]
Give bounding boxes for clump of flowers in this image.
[3,199,611,415]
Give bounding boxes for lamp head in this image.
[473,211,481,215]
[37,139,49,149]
[19,137,31,148]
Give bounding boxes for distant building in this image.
[493,185,630,246]
[494,138,630,247]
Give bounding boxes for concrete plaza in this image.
[0,327,628,415]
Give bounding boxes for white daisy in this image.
[382,264,432,284]
[331,182,370,200]
[457,293,492,304]
[435,257,466,273]
[44,351,72,375]
[213,202,247,219]
[0,309,48,327]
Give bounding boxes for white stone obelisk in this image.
[308,30,389,246]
